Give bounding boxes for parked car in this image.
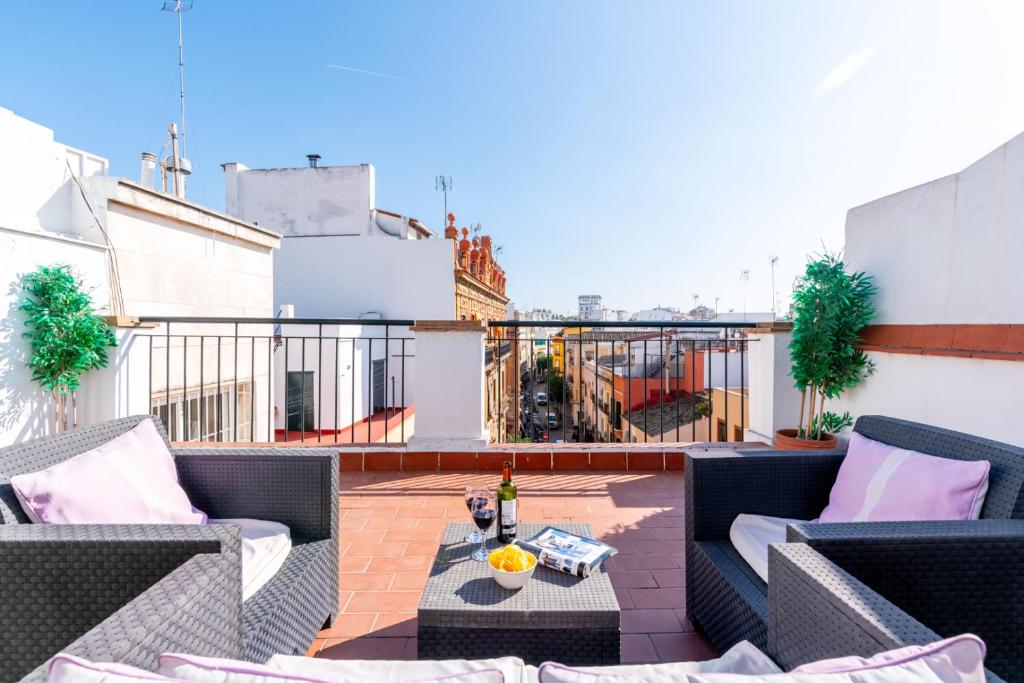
[536,392,548,406]
[547,414,559,429]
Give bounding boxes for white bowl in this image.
[489,555,537,590]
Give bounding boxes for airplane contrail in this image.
[325,63,431,86]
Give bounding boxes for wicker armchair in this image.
[685,415,1024,681]
[0,416,339,682]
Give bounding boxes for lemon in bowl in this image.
[487,544,537,590]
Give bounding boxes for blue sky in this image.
[3,1,1023,314]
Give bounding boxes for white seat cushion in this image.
[211,518,291,601]
[729,514,804,583]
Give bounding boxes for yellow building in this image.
[443,214,514,441]
[710,387,749,442]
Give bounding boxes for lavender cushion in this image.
[48,654,176,681]
[10,418,206,525]
[160,653,505,682]
[817,432,990,523]
[539,634,985,682]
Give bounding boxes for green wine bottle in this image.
[497,461,517,544]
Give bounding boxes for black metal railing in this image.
[136,316,414,444]
[486,320,753,444]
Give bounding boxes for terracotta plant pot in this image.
[774,429,838,451]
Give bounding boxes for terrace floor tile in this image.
[313,471,713,664]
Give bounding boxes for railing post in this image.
[745,325,801,445]
[407,320,488,450]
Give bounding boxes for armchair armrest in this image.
[19,553,242,682]
[173,447,339,541]
[0,524,240,683]
[787,520,1024,681]
[767,543,1006,683]
[684,447,845,542]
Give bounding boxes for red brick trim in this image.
[335,445,709,473]
[859,324,1024,361]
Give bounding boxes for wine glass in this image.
[464,486,486,544]
[469,492,497,562]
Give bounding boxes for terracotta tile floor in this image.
[308,471,716,664]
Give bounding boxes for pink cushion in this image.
[792,634,986,676]
[818,432,990,523]
[10,418,206,525]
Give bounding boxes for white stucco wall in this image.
[833,133,1024,445]
[274,236,456,319]
[225,164,376,237]
[845,132,1024,325]
[0,107,280,446]
[0,229,111,443]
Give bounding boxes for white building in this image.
[747,132,1024,448]
[222,158,512,442]
[0,107,280,446]
[223,160,453,321]
[631,307,682,322]
[578,294,602,320]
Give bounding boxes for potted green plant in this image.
[19,265,117,433]
[777,253,876,450]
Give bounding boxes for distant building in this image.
[632,307,682,322]
[578,294,602,320]
[223,159,513,442]
[714,311,775,324]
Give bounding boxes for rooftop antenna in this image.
[161,0,192,158]
[769,256,780,321]
[435,175,452,230]
[739,269,750,322]
[162,0,193,197]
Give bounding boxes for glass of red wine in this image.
[464,486,487,544]
[470,492,497,562]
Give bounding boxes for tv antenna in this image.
[161,0,192,159]
[769,256,779,320]
[495,245,504,256]
[740,269,750,321]
[435,175,452,230]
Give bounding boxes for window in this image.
[717,418,727,442]
[236,382,253,441]
[153,381,251,442]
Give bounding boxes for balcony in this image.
[120,317,755,457]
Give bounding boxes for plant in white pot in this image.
[777,253,876,450]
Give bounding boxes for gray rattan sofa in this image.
[0,415,339,682]
[768,543,1006,683]
[685,415,1024,682]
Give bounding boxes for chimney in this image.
[139,152,157,189]
[307,154,321,168]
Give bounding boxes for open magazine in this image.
[516,526,617,578]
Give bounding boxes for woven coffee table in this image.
[417,522,620,665]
